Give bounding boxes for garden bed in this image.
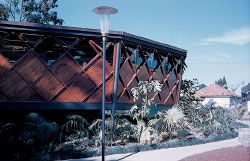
[54,131,238,160]
[1,79,248,161]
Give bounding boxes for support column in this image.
[110,41,121,145]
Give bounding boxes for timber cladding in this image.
[0,21,187,109]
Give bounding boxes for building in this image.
[0,21,187,111]
[195,84,239,108]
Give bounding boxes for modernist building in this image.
[0,21,187,111]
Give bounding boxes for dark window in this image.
[162,60,172,73]
[130,48,143,65]
[146,52,157,69]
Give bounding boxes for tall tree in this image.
[215,76,228,89]
[0,0,63,25]
[0,4,9,20]
[198,83,206,90]
[241,83,250,101]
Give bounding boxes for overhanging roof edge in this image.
[0,20,187,57]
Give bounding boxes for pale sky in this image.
[56,0,250,92]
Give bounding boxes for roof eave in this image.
[0,20,187,58]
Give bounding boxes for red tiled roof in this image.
[195,84,237,98]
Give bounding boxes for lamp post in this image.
[92,6,118,161]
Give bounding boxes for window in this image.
[129,48,157,69]
[146,52,157,69]
[130,48,142,65]
[162,59,172,73]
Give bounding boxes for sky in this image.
[56,0,250,93]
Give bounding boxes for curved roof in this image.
[0,20,187,58]
[195,84,237,98]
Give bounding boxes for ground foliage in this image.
[0,79,247,161]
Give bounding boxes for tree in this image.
[198,84,206,90]
[241,83,250,101]
[215,76,228,89]
[0,0,63,25]
[0,4,9,20]
[230,81,244,93]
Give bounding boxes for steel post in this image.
[102,36,107,161]
[111,41,121,145]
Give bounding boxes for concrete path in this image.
[61,116,250,161]
[62,137,240,161]
[180,146,250,161]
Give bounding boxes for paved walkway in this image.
[62,137,241,161]
[180,146,250,161]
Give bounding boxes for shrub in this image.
[77,130,238,159]
[230,104,247,120]
[61,115,89,142]
[130,80,163,143]
[175,79,237,137]
[149,106,186,140]
[89,116,137,145]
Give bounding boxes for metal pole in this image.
[111,41,121,145]
[102,36,107,161]
[178,56,184,101]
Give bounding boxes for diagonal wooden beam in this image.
[89,40,102,54]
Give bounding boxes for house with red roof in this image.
[195,84,239,108]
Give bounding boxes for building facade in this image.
[0,21,187,110]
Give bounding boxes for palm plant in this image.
[149,107,186,140]
[89,115,136,146]
[60,115,89,142]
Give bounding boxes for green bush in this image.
[89,115,137,145]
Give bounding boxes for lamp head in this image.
[92,6,118,36]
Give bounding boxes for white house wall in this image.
[202,97,231,108]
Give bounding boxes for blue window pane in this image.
[136,57,143,65]
[163,62,172,73]
[147,58,157,68]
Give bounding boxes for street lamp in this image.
[92,6,118,161]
